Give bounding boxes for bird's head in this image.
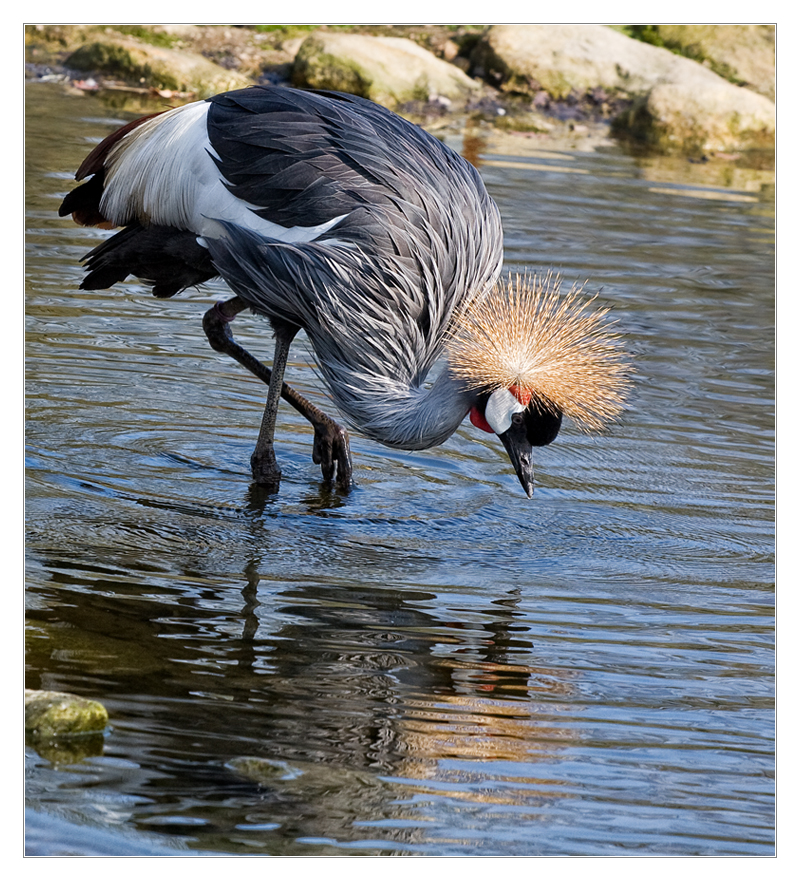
[447,273,631,497]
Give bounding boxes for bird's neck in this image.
[329,363,478,452]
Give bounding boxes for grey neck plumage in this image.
[321,361,479,452]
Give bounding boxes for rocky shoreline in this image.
[26,24,774,160]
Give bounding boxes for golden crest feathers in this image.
[447,273,632,431]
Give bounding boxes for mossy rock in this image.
[25,689,109,739]
[644,25,775,102]
[68,41,167,86]
[292,36,373,98]
[291,32,479,108]
[65,35,251,97]
[615,79,775,155]
[471,25,774,155]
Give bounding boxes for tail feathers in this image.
[58,173,110,227]
[60,111,166,228]
[81,224,217,299]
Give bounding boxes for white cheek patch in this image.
[485,388,526,435]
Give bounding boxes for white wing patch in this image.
[100,100,348,244]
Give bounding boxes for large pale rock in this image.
[292,33,480,107]
[621,79,775,153]
[655,25,775,102]
[66,35,251,97]
[472,24,691,98]
[472,24,774,153]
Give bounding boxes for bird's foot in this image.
[312,419,353,491]
[250,444,282,489]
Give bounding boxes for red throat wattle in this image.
[469,406,493,434]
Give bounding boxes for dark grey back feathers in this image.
[202,88,503,404]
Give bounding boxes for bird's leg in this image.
[249,318,295,486]
[202,298,353,489]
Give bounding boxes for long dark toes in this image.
[312,435,333,480]
[335,430,353,491]
[312,422,352,488]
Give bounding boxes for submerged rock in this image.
[25,689,109,739]
[292,32,481,108]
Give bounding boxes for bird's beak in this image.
[498,416,535,498]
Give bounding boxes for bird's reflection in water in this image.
[243,476,354,518]
[26,472,579,845]
[224,562,578,826]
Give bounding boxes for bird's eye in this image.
[512,412,525,426]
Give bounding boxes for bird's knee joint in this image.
[203,306,235,352]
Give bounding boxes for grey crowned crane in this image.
[59,85,628,496]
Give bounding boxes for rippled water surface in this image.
[25,82,775,856]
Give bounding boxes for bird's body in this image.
[60,85,627,495]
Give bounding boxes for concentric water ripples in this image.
[25,83,773,855]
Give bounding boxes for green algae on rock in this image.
[25,689,109,739]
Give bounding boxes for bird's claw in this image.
[312,420,353,491]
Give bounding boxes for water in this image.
[25,82,775,856]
